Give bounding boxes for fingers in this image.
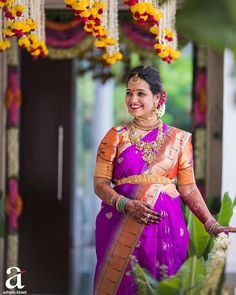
[143,203,161,217]
[144,211,161,222]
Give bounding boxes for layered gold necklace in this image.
[128,119,165,164]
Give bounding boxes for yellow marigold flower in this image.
[3,28,14,38]
[0,3,4,8]
[169,49,181,60]
[30,49,41,56]
[0,40,10,51]
[102,28,108,36]
[105,38,117,46]
[114,52,123,60]
[153,10,163,20]
[106,57,116,65]
[72,2,87,11]
[23,24,31,33]
[89,8,97,15]
[28,33,38,44]
[94,40,106,48]
[7,7,16,17]
[131,3,146,15]
[154,43,164,50]
[150,26,159,35]
[10,21,24,30]
[14,4,24,14]
[29,21,38,31]
[64,0,77,5]
[158,51,169,58]
[84,25,93,32]
[18,36,30,48]
[80,10,90,17]
[94,2,105,10]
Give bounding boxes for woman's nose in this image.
[130,94,138,103]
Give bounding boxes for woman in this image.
[93,65,235,295]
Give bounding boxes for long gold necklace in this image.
[128,119,165,164]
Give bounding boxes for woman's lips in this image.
[130,105,143,110]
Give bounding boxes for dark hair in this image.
[126,65,163,95]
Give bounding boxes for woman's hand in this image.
[211,225,236,236]
[125,199,162,225]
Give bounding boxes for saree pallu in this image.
[94,125,191,295]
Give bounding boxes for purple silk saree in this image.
[94,125,189,295]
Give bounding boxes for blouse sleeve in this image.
[94,128,120,180]
[177,135,196,186]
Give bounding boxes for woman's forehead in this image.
[127,78,150,90]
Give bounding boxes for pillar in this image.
[206,50,224,198]
[0,51,7,294]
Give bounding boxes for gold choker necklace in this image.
[132,117,160,131]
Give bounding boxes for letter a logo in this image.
[5,267,25,289]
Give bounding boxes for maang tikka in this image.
[129,73,140,85]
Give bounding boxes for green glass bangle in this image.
[117,197,129,213]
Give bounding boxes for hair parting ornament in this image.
[129,73,140,85]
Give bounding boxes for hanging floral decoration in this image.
[64,0,122,65]
[125,0,180,63]
[0,0,48,59]
[5,65,23,233]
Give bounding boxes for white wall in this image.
[222,50,236,205]
[223,49,236,294]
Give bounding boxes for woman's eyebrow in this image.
[126,88,147,92]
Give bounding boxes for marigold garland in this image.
[64,0,122,65]
[0,0,48,59]
[125,0,180,63]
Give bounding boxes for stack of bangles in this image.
[110,193,129,213]
[204,218,220,235]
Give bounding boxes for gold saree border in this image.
[95,183,161,295]
[116,174,172,186]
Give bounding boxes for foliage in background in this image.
[177,0,236,54]
[131,193,236,295]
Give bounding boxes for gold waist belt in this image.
[116,174,172,186]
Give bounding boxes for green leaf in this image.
[177,256,206,295]
[187,213,210,257]
[217,192,233,226]
[156,280,181,295]
[156,256,206,295]
[233,196,236,208]
[176,0,236,52]
[132,261,157,295]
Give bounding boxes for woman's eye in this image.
[138,92,145,96]
[126,91,132,96]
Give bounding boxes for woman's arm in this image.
[94,176,161,224]
[94,177,119,206]
[178,135,236,235]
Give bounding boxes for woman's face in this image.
[125,78,160,119]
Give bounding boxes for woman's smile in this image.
[129,104,143,110]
